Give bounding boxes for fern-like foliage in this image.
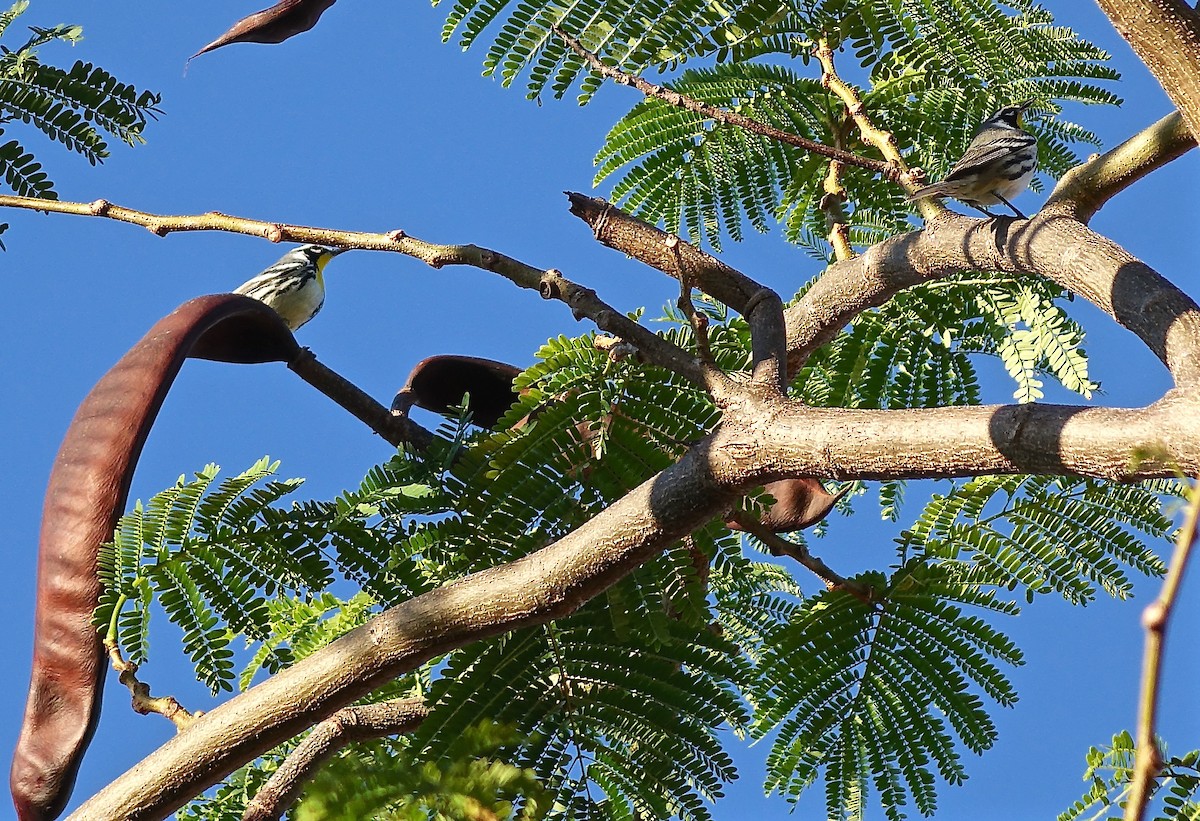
[1058,731,1200,821]
[97,458,324,693]
[755,563,1023,820]
[0,1,160,198]
[898,476,1177,604]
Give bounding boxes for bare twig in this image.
[0,194,707,387]
[103,635,201,733]
[566,193,787,394]
[1125,480,1200,821]
[814,38,933,216]
[667,235,715,364]
[1045,110,1196,222]
[551,27,897,180]
[243,697,429,821]
[730,511,875,603]
[287,349,435,450]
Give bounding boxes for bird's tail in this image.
[906,181,956,201]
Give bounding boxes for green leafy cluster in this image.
[100,317,1185,819]
[298,721,551,821]
[756,565,1023,819]
[0,1,161,200]
[436,0,1110,415]
[1058,731,1200,821]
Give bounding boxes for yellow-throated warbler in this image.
[233,244,345,330]
[909,100,1038,219]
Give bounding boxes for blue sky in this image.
[1,1,1198,818]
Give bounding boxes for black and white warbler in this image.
[909,100,1039,219]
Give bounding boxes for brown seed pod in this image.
[726,478,848,533]
[11,295,299,821]
[391,355,523,431]
[191,0,338,59]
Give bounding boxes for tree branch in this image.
[550,27,897,180]
[0,194,707,387]
[1045,110,1197,222]
[242,697,429,821]
[729,512,874,603]
[1124,481,1200,821]
[1092,0,1200,141]
[755,398,1200,482]
[783,212,1200,387]
[566,193,788,394]
[103,635,201,733]
[288,349,435,450]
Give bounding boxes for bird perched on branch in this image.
[234,244,345,331]
[909,100,1038,219]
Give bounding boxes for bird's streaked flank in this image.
[909,100,1039,219]
[233,244,344,330]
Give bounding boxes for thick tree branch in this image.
[784,212,1200,387]
[66,439,743,820]
[0,194,706,388]
[242,697,429,821]
[1045,111,1196,222]
[1092,0,1200,141]
[755,397,1200,482]
[551,27,897,180]
[1125,482,1200,821]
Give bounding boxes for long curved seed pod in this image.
[391,355,522,431]
[11,295,300,821]
[191,0,338,59]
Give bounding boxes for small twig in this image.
[814,39,933,216]
[242,697,429,821]
[103,635,201,732]
[1125,480,1200,821]
[536,268,710,387]
[730,511,874,604]
[821,157,855,262]
[0,194,711,390]
[551,27,896,180]
[287,349,435,450]
[667,235,715,365]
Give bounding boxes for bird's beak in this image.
[1017,99,1037,112]
[327,247,349,257]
